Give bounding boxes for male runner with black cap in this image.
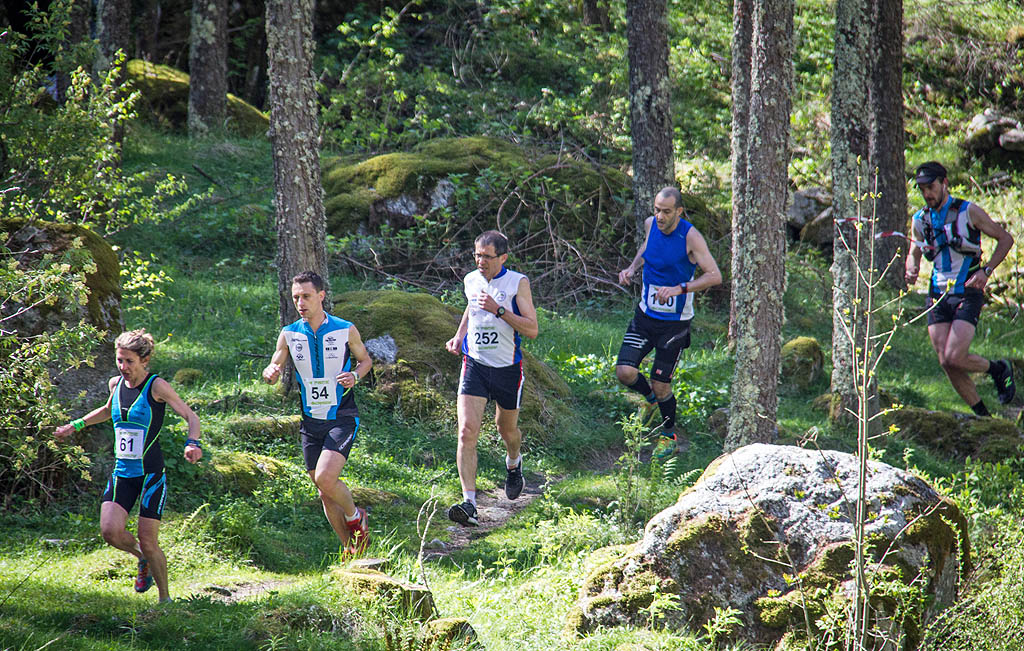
[905,161,1016,414]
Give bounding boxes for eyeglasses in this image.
[473,252,500,261]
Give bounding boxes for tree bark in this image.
[869,0,907,291]
[728,0,752,344]
[626,0,674,232]
[830,0,878,423]
[725,0,793,451]
[56,0,91,104]
[582,0,611,31]
[266,0,328,331]
[188,0,228,137]
[94,0,130,75]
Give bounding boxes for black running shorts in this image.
[102,472,167,520]
[459,356,524,410]
[616,307,692,383]
[927,289,984,327]
[301,415,359,470]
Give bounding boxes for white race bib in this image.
[646,285,677,313]
[114,426,145,460]
[305,377,338,407]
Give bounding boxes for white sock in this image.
[463,490,476,505]
[506,454,522,470]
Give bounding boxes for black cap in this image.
[915,161,947,185]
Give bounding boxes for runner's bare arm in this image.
[152,378,203,463]
[619,216,654,285]
[262,331,290,384]
[905,236,923,285]
[54,387,114,440]
[964,203,1014,290]
[337,325,373,389]
[445,307,471,355]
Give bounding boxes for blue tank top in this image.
[282,313,359,420]
[110,373,165,477]
[639,219,697,321]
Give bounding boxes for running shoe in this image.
[653,434,678,460]
[447,500,479,526]
[345,507,370,555]
[134,558,153,593]
[638,400,659,428]
[992,359,1016,405]
[505,460,524,500]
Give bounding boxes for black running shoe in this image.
[447,500,479,526]
[505,460,524,500]
[992,359,1016,405]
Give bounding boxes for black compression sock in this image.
[657,393,677,433]
[971,400,991,417]
[627,375,656,402]
[987,359,998,376]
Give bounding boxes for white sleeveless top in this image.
[461,267,525,367]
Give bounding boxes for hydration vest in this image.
[920,198,981,262]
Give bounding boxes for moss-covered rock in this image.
[223,414,302,446]
[887,406,1023,461]
[333,289,574,445]
[127,60,269,137]
[209,450,287,495]
[780,336,825,391]
[172,367,203,386]
[2,218,123,407]
[571,444,967,648]
[423,618,479,649]
[332,567,434,621]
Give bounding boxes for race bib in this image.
[471,327,501,350]
[114,426,145,460]
[305,377,337,407]
[646,285,677,314]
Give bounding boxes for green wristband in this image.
[72,418,86,432]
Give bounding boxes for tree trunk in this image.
[188,0,228,137]
[728,0,752,344]
[582,0,611,31]
[869,0,907,291]
[266,0,328,334]
[94,0,130,75]
[831,0,878,423]
[56,0,91,104]
[626,0,674,232]
[725,0,793,452]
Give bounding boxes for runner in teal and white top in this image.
[263,271,373,555]
[55,329,202,603]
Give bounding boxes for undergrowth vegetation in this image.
[3,0,1024,649]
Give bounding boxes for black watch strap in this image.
[983,265,993,276]
[496,306,506,317]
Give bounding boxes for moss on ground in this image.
[127,60,269,136]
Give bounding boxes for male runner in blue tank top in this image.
[444,231,539,526]
[905,161,1015,415]
[262,271,373,554]
[55,329,202,603]
[616,187,722,457]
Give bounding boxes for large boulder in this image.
[126,60,269,137]
[332,290,574,446]
[569,444,969,648]
[787,187,832,240]
[2,218,122,408]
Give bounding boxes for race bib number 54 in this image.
[306,378,337,407]
[646,285,677,314]
[114,426,145,460]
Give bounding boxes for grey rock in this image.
[964,109,1021,153]
[787,187,832,233]
[998,128,1024,152]
[798,205,835,248]
[383,195,418,219]
[571,444,967,646]
[430,179,456,212]
[364,334,398,365]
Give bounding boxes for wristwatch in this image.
[983,265,994,277]
[496,306,506,318]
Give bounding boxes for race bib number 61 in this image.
[114,426,145,460]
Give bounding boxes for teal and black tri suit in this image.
[616,218,697,383]
[281,313,361,469]
[101,373,167,520]
[911,195,985,326]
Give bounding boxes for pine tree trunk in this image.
[726,0,793,451]
[56,0,91,104]
[728,0,753,344]
[831,0,878,423]
[869,0,907,291]
[188,0,228,137]
[582,0,611,31]
[626,0,674,232]
[94,0,130,156]
[266,0,328,331]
